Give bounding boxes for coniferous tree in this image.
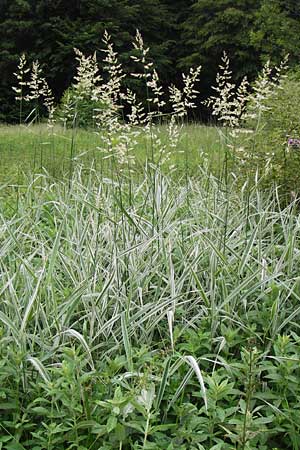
[0,0,37,120]
[250,0,300,65]
[180,1,261,89]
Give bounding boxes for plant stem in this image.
[143,414,151,449]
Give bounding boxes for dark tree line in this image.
[1,0,300,122]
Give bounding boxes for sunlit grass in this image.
[0,123,222,184]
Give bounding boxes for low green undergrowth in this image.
[1,166,300,449]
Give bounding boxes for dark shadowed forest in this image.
[1,0,300,121]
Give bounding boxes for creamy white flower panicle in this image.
[41,78,56,128]
[73,48,102,100]
[14,55,56,126]
[95,32,136,171]
[204,52,242,129]
[167,65,201,154]
[131,29,152,75]
[27,60,44,102]
[169,65,201,119]
[245,55,288,121]
[12,53,30,101]
[204,52,288,157]
[12,31,205,170]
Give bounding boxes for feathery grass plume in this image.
[239,56,290,186]
[130,30,156,131]
[202,53,244,249]
[203,54,273,176]
[101,31,125,104]
[169,67,202,120]
[63,47,103,127]
[23,60,45,126]
[27,60,44,102]
[94,30,124,130]
[41,78,56,128]
[166,65,202,177]
[14,56,56,128]
[167,117,181,149]
[73,48,102,100]
[204,52,246,130]
[122,88,147,126]
[131,30,166,122]
[58,90,75,130]
[131,29,153,86]
[12,53,30,123]
[231,57,288,175]
[147,69,166,113]
[95,31,136,172]
[57,47,103,129]
[168,86,185,153]
[203,53,289,179]
[168,66,201,150]
[230,76,249,136]
[182,66,202,111]
[131,30,174,165]
[131,30,167,113]
[245,56,289,124]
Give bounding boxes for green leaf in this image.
[114,423,126,441]
[156,356,171,410]
[5,443,26,450]
[149,423,177,434]
[121,312,133,372]
[107,416,118,433]
[91,424,107,435]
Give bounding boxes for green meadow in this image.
[0,124,221,184]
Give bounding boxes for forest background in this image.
[1,0,300,123]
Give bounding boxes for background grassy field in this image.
[0,124,222,183]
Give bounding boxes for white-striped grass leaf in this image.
[21,265,46,333]
[166,367,193,414]
[0,311,21,346]
[156,356,171,410]
[184,355,208,412]
[238,226,258,275]
[27,356,50,383]
[45,217,65,285]
[121,312,133,372]
[63,328,94,370]
[167,309,174,351]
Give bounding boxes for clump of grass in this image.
[1,166,300,448]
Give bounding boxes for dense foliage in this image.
[1,0,300,122]
[247,72,300,197]
[1,166,300,449]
